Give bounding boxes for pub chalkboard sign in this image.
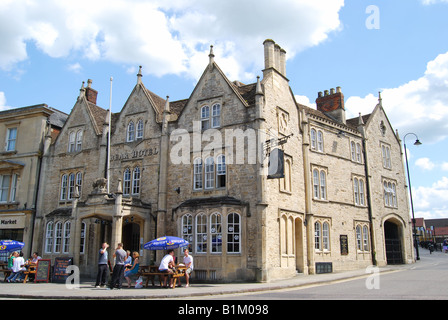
[52,257,73,283]
[35,259,51,283]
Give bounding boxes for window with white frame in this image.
[54,222,63,253]
[201,106,210,131]
[356,224,370,252]
[216,155,226,188]
[383,180,397,208]
[45,222,54,253]
[314,221,330,252]
[127,121,135,142]
[68,132,75,152]
[312,168,327,200]
[63,221,71,253]
[322,222,330,251]
[6,127,17,151]
[314,222,321,250]
[0,174,18,203]
[181,214,193,253]
[382,144,391,169]
[123,168,131,195]
[211,104,221,128]
[317,130,324,152]
[204,157,214,189]
[310,128,324,152]
[196,214,207,253]
[210,213,222,253]
[75,130,83,152]
[310,129,317,150]
[193,158,203,190]
[354,177,366,206]
[180,212,241,255]
[132,167,141,195]
[60,172,83,201]
[136,119,144,140]
[80,222,86,254]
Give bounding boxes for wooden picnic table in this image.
[22,263,37,283]
[137,265,186,289]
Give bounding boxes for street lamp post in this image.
[403,133,422,261]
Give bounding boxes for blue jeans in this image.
[7,271,24,282]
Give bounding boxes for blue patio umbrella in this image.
[0,240,25,252]
[143,236,188,250]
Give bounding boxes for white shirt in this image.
[12,257,25,273]
[183,254,193,270]
[159,254,173,271]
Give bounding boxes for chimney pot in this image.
[324,90,329,96]
[318,92,323,98]
[330,88,335,95]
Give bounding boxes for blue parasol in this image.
[143,236,189,250]
[0,240,25,252]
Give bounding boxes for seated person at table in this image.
[30,252,41,264]
[158,249,175,288]
[124,251,140,288]
[7,251,26,283]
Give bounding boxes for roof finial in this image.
[209,45,215,65]
[137,65,143,84]
[378,91,383,107]
[256,76,263,95]
[358,112,364,126]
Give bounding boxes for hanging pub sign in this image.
[267,148,285,179]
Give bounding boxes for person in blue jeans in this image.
[7,251,25,283]
[108,243,126,290]
[124,251,140,288]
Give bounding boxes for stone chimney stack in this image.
[316,86,346,124]
[263,39,287,78]
[85,79,98,105]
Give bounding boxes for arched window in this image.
[356,225,362,250]
[310,129,317,150]
[205,157,214,189]
[68,173,75,200]
[356,143,362,163]
[182,214,193,253]
[123,168,131,195]
[351,141,356,161]
[136,119,144,140]
[359,179,365,206]
[76,172,83,197]
[322,222,330,251]
[392,183,397,207]
[193,158,203,190]
[63,221,71,253]
[363,225,370,251]
[313,169,319,199]
[227,213,240,253]
[54,222,63,253]
[201,106,210,131]
[196,214,207,253]
[80,222,86,254]
[212,104,221,128]
[216,155,226,188]
[75,130,83,152]
[60,174,68,200]
[354,178,359,205]
[320,171,327,200]
[68,132,75,152]
[127,121,135,142]
[210,213,222,253]
[384,181,389,206]
[314,222,321,250]
[132,167,141,195]
[45,222,54,253]
[317,130,324,152]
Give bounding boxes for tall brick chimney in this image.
[316,86,346,124]
[85,79,98,105]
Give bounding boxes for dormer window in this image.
[68,130,83,152]
[136,119,144,140]
[201,106,210,131]
[127,121,135,142]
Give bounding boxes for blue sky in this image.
[1,0,447,219]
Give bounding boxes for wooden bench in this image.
[137,265,186,289]
[0,269,12,282]
[22,264,37,283]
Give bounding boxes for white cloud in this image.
[0,92,12,111]
[442,162,448,171]
[0,0,344,81]
[421,0,448,4]
[345,51,448,144]
[67,63,82,74]
[414,177,448,219]
[415,157,436,171]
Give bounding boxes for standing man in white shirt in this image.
[183,249,193,287]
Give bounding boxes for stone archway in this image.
[384,219,404,265]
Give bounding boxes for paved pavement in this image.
[0,262,414,300]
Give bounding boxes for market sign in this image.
[0,214,25,229]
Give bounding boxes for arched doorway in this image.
[122,222,140,253]
[384,220,403,264]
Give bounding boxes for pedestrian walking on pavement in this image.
[94,242,109,288]
[109,243,126,290]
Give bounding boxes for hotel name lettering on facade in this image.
[111,147,159,162]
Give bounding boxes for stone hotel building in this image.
[32,40,414,281]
